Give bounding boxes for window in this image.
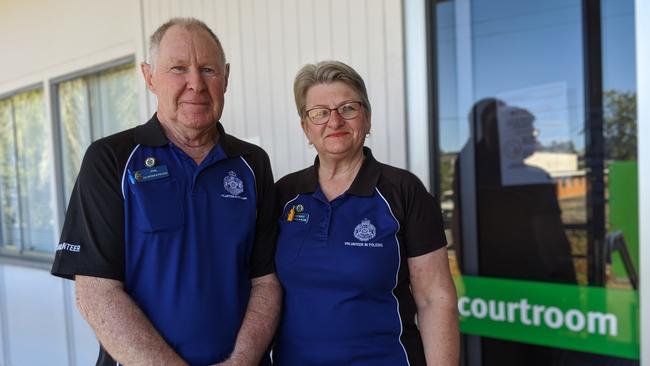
[0,89,56,254]
[57,62,139,201]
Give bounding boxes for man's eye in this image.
[201,67,215,74]
[171,66,186,72]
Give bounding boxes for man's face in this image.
[142,25,230,130]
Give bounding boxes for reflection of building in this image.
[523,152,587,199]
[524,152,578,173]
[554,171,587,200]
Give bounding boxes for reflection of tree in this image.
[59,65,138,200]
[439,152,456,196]
[0,99,20,246]
[604,90,636,161]
[0,90,60,251]
[99,66,138,135]
[59,78,91,200]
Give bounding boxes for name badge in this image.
[129,165,169,184]
[293,213,310,223]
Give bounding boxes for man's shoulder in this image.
[89,126,137,153]
[81,126,139,172]
[224,133,272,167]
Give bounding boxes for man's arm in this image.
[75,275,187,366]
[409,247,459,366]
[217,273,282,366]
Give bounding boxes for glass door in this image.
[431,0,639,364]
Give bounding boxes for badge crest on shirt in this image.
[353,218,376,242]
[223,171,244,196]
[145,157,156,168]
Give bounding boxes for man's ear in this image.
[141,63,155,92]
[223,63,231,93]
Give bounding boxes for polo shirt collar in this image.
[296,146,382,197]
[347,147,382,196]
[135,114,168,147]
[135,114,251,157]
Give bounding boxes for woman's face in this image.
[302,81,370,160]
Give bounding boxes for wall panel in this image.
[0,0,138,93]
[4,266,68,365]
[141,0,407,177]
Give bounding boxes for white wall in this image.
[140,0,408,179]
[0,0,139,365]
[0,0,139,94]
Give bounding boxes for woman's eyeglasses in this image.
[305,101,364,125]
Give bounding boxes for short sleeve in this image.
[247,148,278,278]
[400,173,448,258]
[51,141,126,281]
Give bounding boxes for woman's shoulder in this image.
[376,162,427,192]
[275,165,317,193]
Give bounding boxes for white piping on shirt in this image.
[282,194,301,213]
[239,156,258,217]
[121,144,141,199]
[375,187,411,366]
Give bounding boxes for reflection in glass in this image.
[0,99,21,249]
[453,98,576,283]
[58,64,138,201]
[0,90,55,253]
[601,0,638,291]
[435,0,639,364]
[59,78,92,202]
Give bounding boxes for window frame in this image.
[0,83,55,268]
[50,55,136,244]
[0,55,137,269]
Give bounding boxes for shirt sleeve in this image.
[248,148,278,278]
[51,141,125,281]
[401,171,448,258]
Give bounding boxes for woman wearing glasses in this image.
[273,60,458,365]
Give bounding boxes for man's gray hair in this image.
[148,17,227,69]
[293,60,371,119]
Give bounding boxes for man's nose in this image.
[187,68,206,92]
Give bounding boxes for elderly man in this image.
[51,18,280,366]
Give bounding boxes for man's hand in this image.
[222,273,282,366]
[75,275,187,365]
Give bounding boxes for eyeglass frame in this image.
[304,101,366,125]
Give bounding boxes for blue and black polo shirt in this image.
[51,114,276,366]
[274,147,447,366]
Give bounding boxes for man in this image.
[51,18,281,366]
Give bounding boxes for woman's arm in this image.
[409,247,459,366]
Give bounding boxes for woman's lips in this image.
[326,132,349,138]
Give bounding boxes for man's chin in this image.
[178,114,218,129]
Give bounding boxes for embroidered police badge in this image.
[223,171,244,196]
[354,218,376,242]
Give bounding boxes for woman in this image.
[274,60,458,365]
